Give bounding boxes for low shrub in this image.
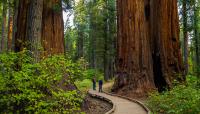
[0,51,85,113]
[147,76,200,114]
[75,79,92,92]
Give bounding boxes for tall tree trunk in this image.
[14,0,30,52]
[112,0,155,97]
[104,0,109,81]
[14,0,64,57]
[151,0,184,89]
[88,6,96,69]
[77,26,84,59]
[113,0,183,97]
[183,0,189,76]
[26,0,43,62]
[194,2,200,77]
[42,0,64,56]
[7,0,13,51]
[12,0,19,51]
[1,1,7,52]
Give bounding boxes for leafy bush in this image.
[0,51,85,113]
[83,69,104,81]
[147,76,200,114]
[75,79,92,92]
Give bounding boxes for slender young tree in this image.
[7,0,13,51]
[183,0,189,76]
[1,0,7,52]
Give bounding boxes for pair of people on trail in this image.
[92,78,103,92]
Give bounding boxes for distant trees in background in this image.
[65,0,117,81]
[178,0,200,77]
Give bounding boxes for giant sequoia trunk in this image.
[112,0,183,97]
[26,0,43,61]
[14,0,64,57]
[42,0,64,56]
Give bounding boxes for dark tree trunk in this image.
[1,1,7,52]
[12,0,19,51]
[112,0,184,97]
[77,26,84,59]
[183,0,189,76]
[194,3,200,77]
[89,10,96,69]
[14,0,30,52]
[103,0,116,81]
[151,0,184,89]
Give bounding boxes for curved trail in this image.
[89,90,147,114]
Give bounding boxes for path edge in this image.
[88,90,116,114]
[103,91,151,114]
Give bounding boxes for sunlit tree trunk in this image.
[7,0,13,51]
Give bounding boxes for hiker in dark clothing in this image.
[98,80,103,92]
[92,78,96,90]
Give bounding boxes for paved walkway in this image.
[89,90,147,114]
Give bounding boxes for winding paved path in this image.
[89,90,148,114]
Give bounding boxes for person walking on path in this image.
[92,78,96,90]
[98,80,103,92]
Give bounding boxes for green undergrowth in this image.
[75,79,92,93]
[147,76,200,114]
[0,51,85,113]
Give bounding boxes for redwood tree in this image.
[112,0,184,97]
[14,0,64,57]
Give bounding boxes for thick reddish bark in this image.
[14,0,30,52]
[112,0,155,97]
[151,0,184,88]
[7,13,13,51]
[14,0,64,57]
[42,0,64,56]
[26,0,43,61]
[113,0,184,97]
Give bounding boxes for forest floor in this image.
[83,95,112,114]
